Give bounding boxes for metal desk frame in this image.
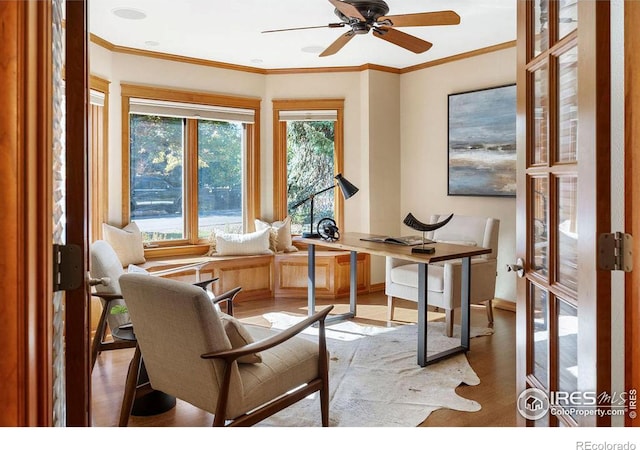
[302,233,485,367]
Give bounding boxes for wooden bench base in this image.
[274,251,370,299]
[140,250,371,302]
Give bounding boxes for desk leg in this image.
[350,250,357,317]
[419,256,472,367]
[417,263,428,367]
[308,243,316,315]
[461,256,471,350]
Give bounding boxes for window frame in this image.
[272,98,345,232]
[121,83,261,254]
[89,75,110,242]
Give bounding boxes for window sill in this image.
[143,243,211,259]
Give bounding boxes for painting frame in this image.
[447,83,517,197]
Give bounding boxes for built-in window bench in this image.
[139,248,371,302]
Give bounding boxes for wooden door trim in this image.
[65,0,91,426]
[0,0,54,426]
[625,0,640,428]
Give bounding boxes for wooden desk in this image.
[297,233,491,367]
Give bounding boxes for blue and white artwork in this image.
[448,84,516,197]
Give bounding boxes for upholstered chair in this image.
[118,274,332,427]
[385,214,500,336]
[89,240,230,370]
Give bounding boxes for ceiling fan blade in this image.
[328,0,366,21]
[378,10,461,27]
[319,31,355,57]
[373,27,432,54]
[262,23,345,33]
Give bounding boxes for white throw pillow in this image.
[255,216,298,253]
[102,222,146,266]
[215,228,272,256]
[219,313,262,364]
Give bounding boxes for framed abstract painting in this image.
[447,84,517,197]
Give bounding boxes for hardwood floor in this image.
[90,291,517,427]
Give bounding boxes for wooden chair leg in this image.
[91,300,111,370]
[119,344,142,427]
[445,309,454,337]
[486,299,494,324]
[387,296,395,321]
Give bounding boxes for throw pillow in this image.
[215,228,272,256]
[102,222,146,266]
[219,313,262,364]
[255,216,298,253]
[206,229,218,256]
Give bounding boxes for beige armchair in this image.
[89,240,232,370]
[386,214,499,336]
[118,273,333,427]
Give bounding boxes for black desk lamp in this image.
[290,173,359,238]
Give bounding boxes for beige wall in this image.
[90,42,517,296]
[400,47,517,302]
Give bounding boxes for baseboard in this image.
[370,282,385,293]
[493,298,516,312]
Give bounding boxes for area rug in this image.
[259,313,493,427]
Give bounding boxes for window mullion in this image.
[186,119,199,244]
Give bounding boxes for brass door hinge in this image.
[598,232,633,272]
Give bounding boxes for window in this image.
[122,84,260,249]
[272,99,344,234]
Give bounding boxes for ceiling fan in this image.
[262,0,461,57]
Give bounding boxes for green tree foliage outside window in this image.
[129,114,245,241]
[197,120,244,236]
[286,121,335,234]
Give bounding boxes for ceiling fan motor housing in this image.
[336,0,390,24]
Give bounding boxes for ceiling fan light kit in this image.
[263,0,460,57]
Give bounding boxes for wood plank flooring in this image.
[90,292,517,427]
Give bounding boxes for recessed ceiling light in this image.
[111,7,147,20]
[301,46,324,54]
[250,58,264,64]
[144,40,160,47]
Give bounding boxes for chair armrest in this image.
[91,292,124,301]
[201,305,334,363]
[192,277,219,290]
[386,256,413,270]
[212,286,241,316]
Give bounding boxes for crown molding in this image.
[90,33,514,76]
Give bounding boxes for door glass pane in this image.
[532,284,550,389]
[557,177,578,291]
[532,177,549,276]
[197,120,244,238]
[286,120,335,235]
[129,114,185,241]
[533,0,549,57]
[558,47,578,162]
[533,65,549,164]
[558,0,578,39]
[558,299,578,396]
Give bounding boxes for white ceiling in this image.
[89,0,517,70]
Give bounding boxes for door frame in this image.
[625,0,640,427]
[0,0,54,426]
[65,0,92,426]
